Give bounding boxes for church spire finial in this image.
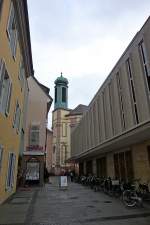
[61,72,63,77]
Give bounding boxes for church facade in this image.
[51,74,87,175]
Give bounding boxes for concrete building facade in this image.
[0,0,33,203]
[71,17,150,184]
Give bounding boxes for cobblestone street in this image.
[0,177,150,225]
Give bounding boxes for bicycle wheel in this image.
[123,190,137,207]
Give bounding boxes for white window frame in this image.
[7,1,18,58]
[6,152,16,191]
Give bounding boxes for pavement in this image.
[0,176,150,225]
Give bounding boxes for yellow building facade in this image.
[0,0,33,203]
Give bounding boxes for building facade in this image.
[23,76,52,186]
[71,17,150,183]
[0,0,33,203]
[52,74,87,175]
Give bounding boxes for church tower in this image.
[51,73,87,175]
[54,72,68,110]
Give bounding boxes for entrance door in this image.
[96,157,107,177]
[79,162,84,175]
[86,160,93,175]
[26,162,40,181]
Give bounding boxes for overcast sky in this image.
[27,0,150,127]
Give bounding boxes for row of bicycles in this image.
[74,175,150,207]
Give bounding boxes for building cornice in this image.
[52,108,72,113]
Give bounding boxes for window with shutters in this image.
[0,59,12,116]
[13,101,21,132]
[29,125,40,146]
[6,152,16,190]
[18,60,25,90]
[7,2,18,58]
[0,145,3,172]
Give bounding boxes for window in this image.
[96,157,107,177]
[0,145,3,172]
[29,125,40,146]
[55,87,57,103]
[116,72,126,130]
[114,150,133,181]
[6,152,16,190]
[7,2,17,58]
[0,59,12,116]
[147,146,150,166]
[13,101,21,132]
[62,123,67,137]
[139,41,150,91]
[62,87,66,102]
[79,162,84,176]
[0,0,3,19]
[86,160,93,175]
[126,58,139,124]
[61,145,67,164]
[18,60,25,90]
[108,82,114,134]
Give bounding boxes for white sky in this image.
[27,0,150,128]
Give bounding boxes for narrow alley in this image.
[0,177,150,225]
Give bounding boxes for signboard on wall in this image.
[26,145,44,152]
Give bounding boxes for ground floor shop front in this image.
[22,153,45,186]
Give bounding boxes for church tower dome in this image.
[54,72,68,110]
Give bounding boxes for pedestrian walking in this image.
[70,171,74,182]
